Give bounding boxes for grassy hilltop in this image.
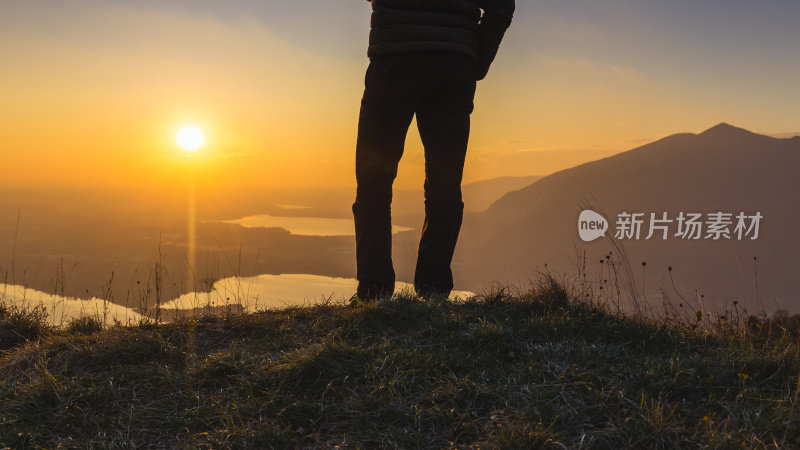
[1,277,799,448]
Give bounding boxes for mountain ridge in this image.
[457,124,800,313]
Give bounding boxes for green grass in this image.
[1,278,799,448]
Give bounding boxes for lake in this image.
[1,284,146,327]
[1,274,474,326]
[161,273,474,311]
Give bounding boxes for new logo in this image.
[578,210,609,242]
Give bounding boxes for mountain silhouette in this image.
[455,124,800,313]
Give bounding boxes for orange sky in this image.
[1,1,798,191]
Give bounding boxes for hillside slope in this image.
[1,282,799,448]
[456,124,800,313]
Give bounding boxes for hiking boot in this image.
[415,287,451,302]
[347,292,391,307]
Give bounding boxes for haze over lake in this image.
[216,215,414,236]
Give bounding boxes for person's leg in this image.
[353,57,417,300]
[414,54,477,298]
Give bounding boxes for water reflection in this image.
[161,274,474,311]
[1,275,474,326]
[215,215,414,236]
[0,284,145,327]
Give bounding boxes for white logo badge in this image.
[578,210,608,242]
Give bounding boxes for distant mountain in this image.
[461,176,544,212]
[392,175,542,220]
[770,132,800,139]
[455,124,800,313]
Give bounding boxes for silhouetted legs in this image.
[353,58,415,299]
[353,53,475,300]
[414,72,474,297]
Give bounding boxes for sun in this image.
[176,126,205,152]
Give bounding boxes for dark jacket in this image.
[366,0,515,80]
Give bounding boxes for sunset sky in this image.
[2,0,798,191]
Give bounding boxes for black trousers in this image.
[353,52,476,299]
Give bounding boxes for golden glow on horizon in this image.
[2,2,797,192]
[176,126,205,152]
